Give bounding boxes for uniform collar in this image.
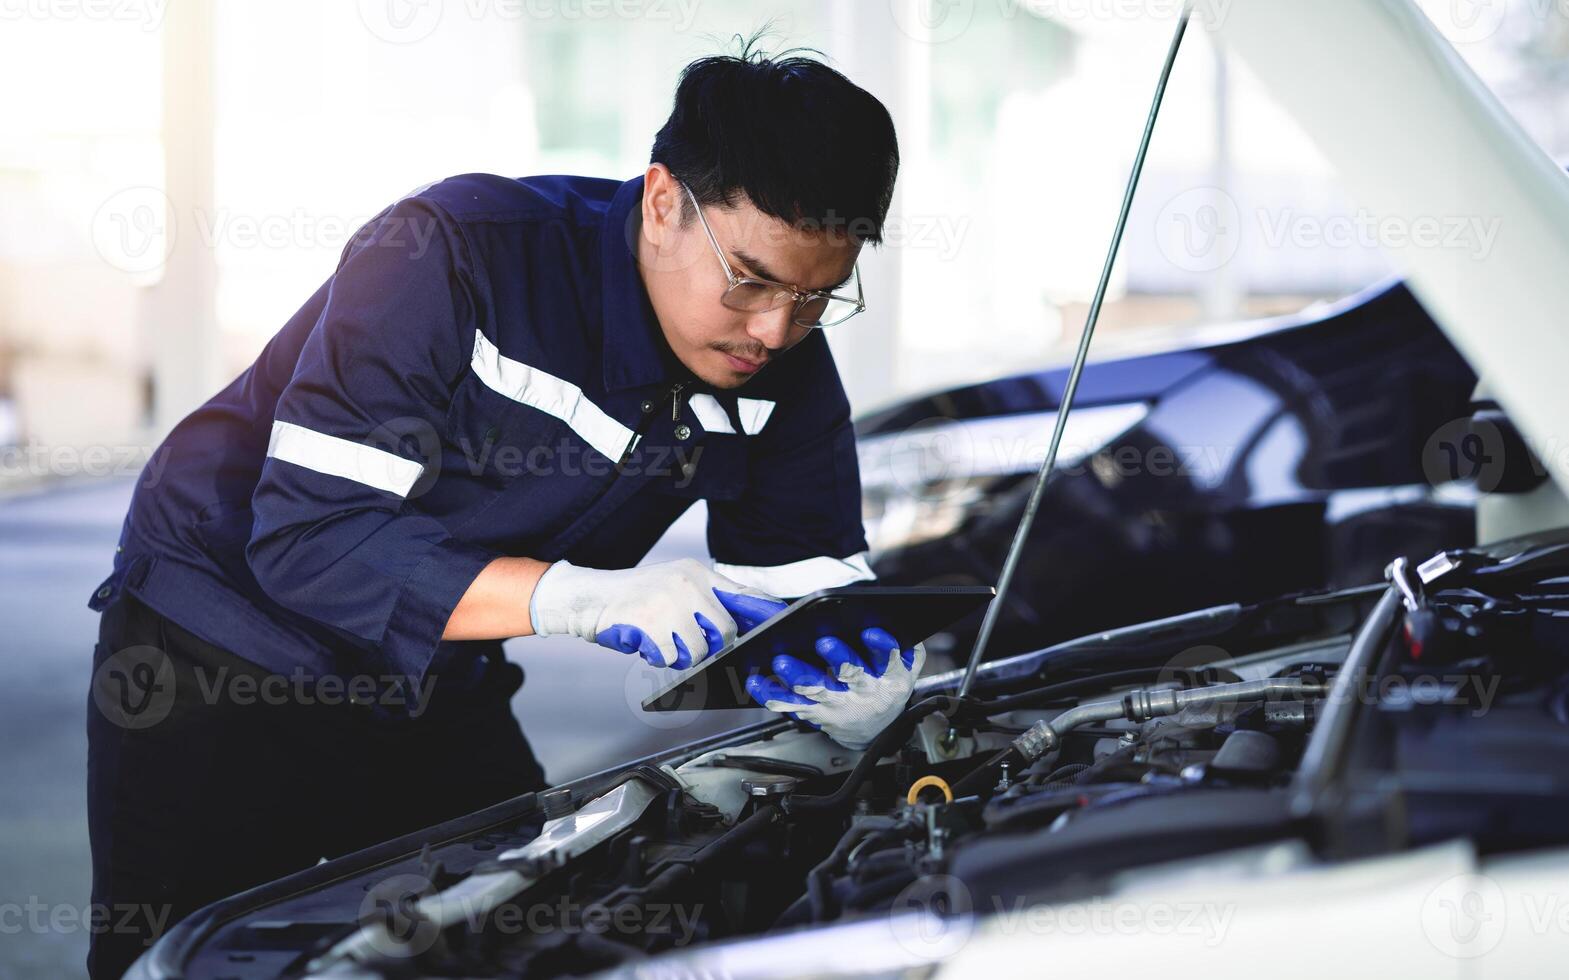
[600,175,689,393]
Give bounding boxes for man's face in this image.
[636,164,861,389]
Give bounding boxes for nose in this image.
[746,305,807,353]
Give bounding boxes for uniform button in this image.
[484,425,500,443]
[674,423,691,441]
[681,462,696,480]
[640,399,655,413]
[96,586,113,600]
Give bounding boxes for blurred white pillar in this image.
[143,0,220,436]
[826,1,919,411]
[1200,41,1242,320]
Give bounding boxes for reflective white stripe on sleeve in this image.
[736,397,776,435]
[687,394,735,434]
[266,420,424,498]
[471,332,637,461]
[714,552,875,597]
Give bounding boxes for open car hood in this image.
[1213,0,1569,495]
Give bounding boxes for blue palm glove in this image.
[714,590,789,634]
[600,589,787,668]
[743,627,925,750]
[529,559,780,669]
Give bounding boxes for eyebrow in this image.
[732,248,854,294]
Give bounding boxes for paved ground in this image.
[0,478,758,978]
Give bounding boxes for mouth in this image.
[721,352,767,375]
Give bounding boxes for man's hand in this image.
[745,628,925,750]
[529,558,776,669]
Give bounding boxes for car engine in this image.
[133,537,1569,979]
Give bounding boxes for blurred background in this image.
[4,0,1569,975]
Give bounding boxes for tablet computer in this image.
[640,584,995,712]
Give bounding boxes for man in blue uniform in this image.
[85,50,913,977]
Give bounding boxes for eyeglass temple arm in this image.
[680,182,740,283]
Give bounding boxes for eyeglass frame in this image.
[678,181,866,329]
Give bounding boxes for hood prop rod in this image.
[953,9,1192,711]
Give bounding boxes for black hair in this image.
[650,33,899,244]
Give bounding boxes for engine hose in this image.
[948,746,1020,800]
[784,697,960,813]
[602,805,778,912]
[974,667,1177,715]
[1041,762,1091,786]
[787,672,1186,813]
[840,867,921,913]
[807,816,906,921]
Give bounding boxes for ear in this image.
[641,163,684,250]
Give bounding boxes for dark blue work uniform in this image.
[84,173,870,979]
[91,172,872,689]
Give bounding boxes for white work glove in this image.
[529,558,773,669]
[745,628,926,750]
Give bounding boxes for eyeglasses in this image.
[680,182,866,329]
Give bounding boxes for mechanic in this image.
[85,46,914,979]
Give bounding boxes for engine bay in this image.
[139,537,1569,979]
